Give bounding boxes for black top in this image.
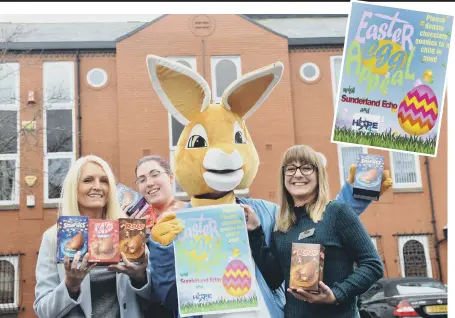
[249,201,384,318]
[90,268,121,318]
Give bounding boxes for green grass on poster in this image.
[333,127,437,154]
[180,296,258,314]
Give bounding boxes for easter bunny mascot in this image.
[144,55,392,318]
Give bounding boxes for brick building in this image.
[0,14,448,317]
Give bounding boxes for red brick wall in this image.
[79,53,120,176]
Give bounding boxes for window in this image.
[86,68,108,88]
[398,235,433,278]
[390,152,423,191]
[0,63,20,205]
[0,255,19,310]
[43,62,76,203]
[370,291,385,301]
[360,283,382,302]
[166,57,198,197]
[330,56,343,109]
[210,56,241,104]
[395,280,447,295]
[371,237,378,250]
[337,145,367,186]
[167,56,197,71]
[299,62,320,83]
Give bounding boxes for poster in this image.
[174,204,259,317]
[331,1,453,156]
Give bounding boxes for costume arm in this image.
[33,231,85,318]
[331,204,384,303]
[249,226,284,290]
[334,181,371,216]
[148,238,179,310]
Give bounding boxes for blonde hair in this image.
[275,145,330,233]
[47,155,122,234]
[58,155,122,220]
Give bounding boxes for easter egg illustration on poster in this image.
[331,0,453,156]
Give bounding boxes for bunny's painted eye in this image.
[186,124,209,149]
[234,121,247,144]
[188,136,208,148]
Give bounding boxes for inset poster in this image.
[331,0,453,156]
[173,204,259,317]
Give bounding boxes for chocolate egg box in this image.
[353,153,385,201]
[57,216,89,263]
[289,243,325,294]
[88,219,120,264]
[119,218,146,262]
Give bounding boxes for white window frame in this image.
[168,114,188,198]
[0,62,20,206]
[337,145,368,186]
[300,62,320,83]
[169,148,188,198]
[86,68,108,88]
[210,56,241,104]
[389,152,423,191]
[370,237,378,250]
[330,55,343,110]
[398,235,433,278]
[166,56,197,71]
[0,255,20,309]
[43,62,76,204]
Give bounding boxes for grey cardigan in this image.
[34,228,154,318]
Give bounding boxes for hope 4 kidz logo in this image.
[351,112,384,133]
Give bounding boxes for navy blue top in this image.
[249,201,384,318]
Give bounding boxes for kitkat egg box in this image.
[353,154,384,201]
[88,219,120,265]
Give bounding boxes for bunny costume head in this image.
[146,55,283,206]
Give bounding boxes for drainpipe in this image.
[201,39,206,79]
[424,157,443,282]
[76,50,82,158]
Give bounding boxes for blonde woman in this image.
[34,155,152,318]
[245,145,384,318]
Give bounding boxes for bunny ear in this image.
[146,55,211,126]
[221,61,284,120]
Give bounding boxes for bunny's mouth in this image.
[206,168,242,174]
[203,168,244,192]
[202,149,244,192]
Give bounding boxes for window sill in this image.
[392,187,424,193]
[0,305,20,314]
[44,202,60,209]
[0,204,19,211]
